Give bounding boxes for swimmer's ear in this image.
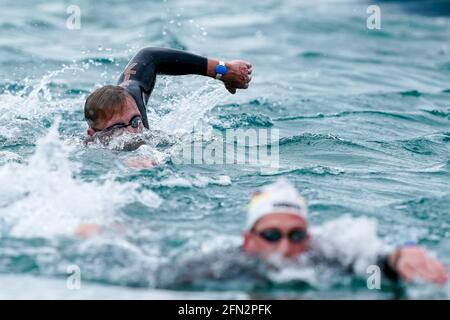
[87,128,95,136]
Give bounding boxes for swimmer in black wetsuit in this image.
[84,47,252,138]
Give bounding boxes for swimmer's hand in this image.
[124,156,156,169]
[208,59,252,94]
[74,223,102,238]
[74,223,127,238]
[222,60,252,94]
[388,246,448,285]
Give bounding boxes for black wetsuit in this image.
[155,246,399,291]
[117,47,208,129]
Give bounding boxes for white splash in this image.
[0,64,88,142]
[159,174,231,188]
[310,215,388,275]
[0,119,161,238]
[265,215,389,287]
[147,79,228,136]
[0,151,22,165]
[0,64,87,120]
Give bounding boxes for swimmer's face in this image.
[87,95,144,137]
[243,213,309,259]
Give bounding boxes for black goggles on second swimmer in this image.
[93,115,142,133]
[254,228,307,243]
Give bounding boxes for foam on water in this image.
[264,215,387,288]
[310,215,388,275]
[0,64,87,119]
[0,150,22,165]
[148,79,229,136]
[159,174,231,188]
[0,119,161,238]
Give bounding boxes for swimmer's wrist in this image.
[388,241,418,271]
[206,58,228,80]
[388,249,402,272]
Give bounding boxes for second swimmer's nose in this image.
[278,238,292,256]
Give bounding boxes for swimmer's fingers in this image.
[398,263,417,283]
[236,78,249,89]
[124,156,156,169]
[396,247,449,285]
[222,60,252,92]
[421,258,449,285]
[225,83,236,94]
[240,65,252,79]
[241,74,251,83]
[226,83,247,92]
[74,223,102,238]
[407,260,446,285]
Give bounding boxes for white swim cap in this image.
[246,178,308,230]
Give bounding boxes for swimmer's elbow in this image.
[135,47,167,60]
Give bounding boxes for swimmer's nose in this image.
[278,238,292,257]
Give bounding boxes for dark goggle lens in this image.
[258,229,307,243]
[288,230,307,243]
[130,116,142,128]
[259,229,282,242]
[103,116,141,132]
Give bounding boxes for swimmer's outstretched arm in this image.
[118,47,252,95]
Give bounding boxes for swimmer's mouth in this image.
[84,131,146,151]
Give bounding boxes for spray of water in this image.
[0,118,161,238]
[264,215,388,288]
[148,79,228,136]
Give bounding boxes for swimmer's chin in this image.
[84,131,146,151]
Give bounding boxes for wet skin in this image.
[243,213,310,259]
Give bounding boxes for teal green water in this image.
[0,0,449,299]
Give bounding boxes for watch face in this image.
[216,64,227,75]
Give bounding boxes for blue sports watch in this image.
[215,61,227,80]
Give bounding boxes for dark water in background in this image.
[0,0,449,298]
